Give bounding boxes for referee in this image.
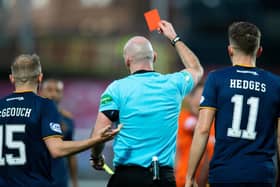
[90,20,204,187]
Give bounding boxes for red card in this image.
[144,9,161,32]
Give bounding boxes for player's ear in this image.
[38,73,43,84]
[256,46,263,58]
[153,51,157,63]
[227,45,234,57]
[9,74,15,84]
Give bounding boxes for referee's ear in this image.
[125,58,131,68]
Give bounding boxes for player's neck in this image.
[14,85,38,94]
[231,55,256,67]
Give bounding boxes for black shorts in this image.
[107,165,176,187]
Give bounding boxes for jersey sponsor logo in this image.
[101,94,113,105]
[49,122,62,134]
[6,97,24,101]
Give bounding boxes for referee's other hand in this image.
[90,155,105,170]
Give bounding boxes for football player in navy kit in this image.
[41,79,79,187]
[186,22,280,187]
[0,54,120,187]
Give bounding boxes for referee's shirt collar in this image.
[132,70,155,75]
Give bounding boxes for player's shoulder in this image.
[37,94,53,104]
[0,94,10,106]
[210,66,234,75]
[203,68,226,82]
[255,68,280,84]
[59,108,73,119]
[0,93,12,102]
[203,67,236,86]
[36,95,58,111]
[260,68,280,79]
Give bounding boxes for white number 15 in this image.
[0,124,26,166]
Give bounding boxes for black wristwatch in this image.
[171,36,181,46]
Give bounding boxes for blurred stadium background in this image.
[0,0,279,186]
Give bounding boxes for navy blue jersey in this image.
[60,114,74,141]
[51,113,75,187]
[201,65,280,183]
[0,92,63,187]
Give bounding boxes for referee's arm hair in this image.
[158,20,204,86]
[90,112,116,159]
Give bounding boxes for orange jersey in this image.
[175,109,215,187]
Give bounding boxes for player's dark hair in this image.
[11,54,42,85]
[228,21,261,55]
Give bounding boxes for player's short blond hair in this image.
[11,54,42,85]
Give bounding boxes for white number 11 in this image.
[227,94,259,140]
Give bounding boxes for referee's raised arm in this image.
[158,20,204,86]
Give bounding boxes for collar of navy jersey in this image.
[13,90,34,93]
[132,70,155,75]
[233,64,256,68]
[234,65,258,75]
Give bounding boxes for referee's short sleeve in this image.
[99,81,120,112]
[175,70,195,96]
